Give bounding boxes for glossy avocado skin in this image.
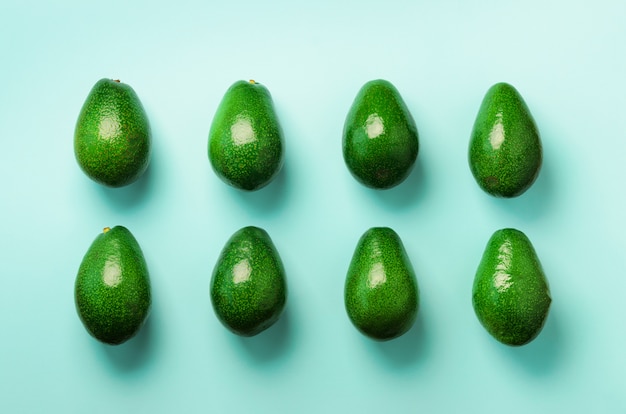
[468,82,542,197]
[208,80,284,191]
[211,226,287,336]
[345,227,419,341]
[75,226,151,345]
[74,78,151,187]
[472,228,551,346]
[343,79,419,189]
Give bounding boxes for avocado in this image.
[74,78,152,187]
[75,226,151,345]
[344,227,419,340]
[208,80,284,191]
[343,79,419,189]
[472,228,551,346]
[468,82,542,197]
[210,226,287,336]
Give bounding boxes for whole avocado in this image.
[208,80,284,191]
[344,227,419,341]
[472,228,551,346]
[343,79,419,189]
[74,78,152,187]
[75,226,151,345]
[468,82,542,197]
[210,226,287,336]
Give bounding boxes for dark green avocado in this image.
[472,228,551,346]
[210,226,287,336]
[344,227,419,341]
[74,78,152,187]
[208,80,284,191]
[468,82,542,197]
[343,79,419,189]
[75,226,151,345]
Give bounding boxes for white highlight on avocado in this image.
[367,262,387,288]
[99,116,121,140]
[365,113,385,139]
[493,239,513,293]
[231,116,256,146]
[233,259,252,284]
[103,260,122,287]
[489,113,505,150]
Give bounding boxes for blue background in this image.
[1,1,625,412]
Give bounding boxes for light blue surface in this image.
[1,1,625,412]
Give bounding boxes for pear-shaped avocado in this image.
[344,227,419,340]
[75,226,151,345]
[472,228,551,346]
[74,78,152,187]
[210,226,287,336]
[343,79,419,189]
[208,80,284,191]
[468,82,542,197]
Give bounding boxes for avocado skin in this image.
[75,226,151,345]
[208,80,284,191]
[345,227,419,341]
[210,226,287,336]
[472,228,551,346]
[468,82,542,197]
[343,79,419,189]
[74,78,151,187]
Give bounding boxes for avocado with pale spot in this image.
[344,227,419,340]
[468,82,542,197]
[472,228,551,346]
[74,78,151,187]
[75,226,151,345]
[208,80,284,191]
[343,79,419,189]
[210,226,287,336]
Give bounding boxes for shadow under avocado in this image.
[488,155,555,222]
[496,309,562,376]
[95,162,155,211]
[364,310,429,369]
[367,158,428,210]
[230,307,293,365]
[97,315,155,373]
[231,162,290,215]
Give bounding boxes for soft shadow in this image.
[230,307,293,364]
[488,154,555,222]
[95,162,154,211]
[497,309,562,376]
[231,162,289,215]
[97,316,155,373]
[367,157,427,209]
[364,311,429,369]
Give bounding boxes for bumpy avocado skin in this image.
[345,227,419,341]
[210,226,287,336]
[74,78,152,187]
[75,226,151,345]
[472,228,551,346]
[343,79,419,189]
[468,82,542,197]
[208,80,284,191]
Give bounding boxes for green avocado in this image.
[343,79,419,189]
[208,80,284,191]
[74,78,152,187]
[344,227,419,341]
[468,82,542,197]
[75,226,151,345]
[210,226,287,336]
[472,228,551,346]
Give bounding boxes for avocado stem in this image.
[249,79,256,84]
[103,227,111,233]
